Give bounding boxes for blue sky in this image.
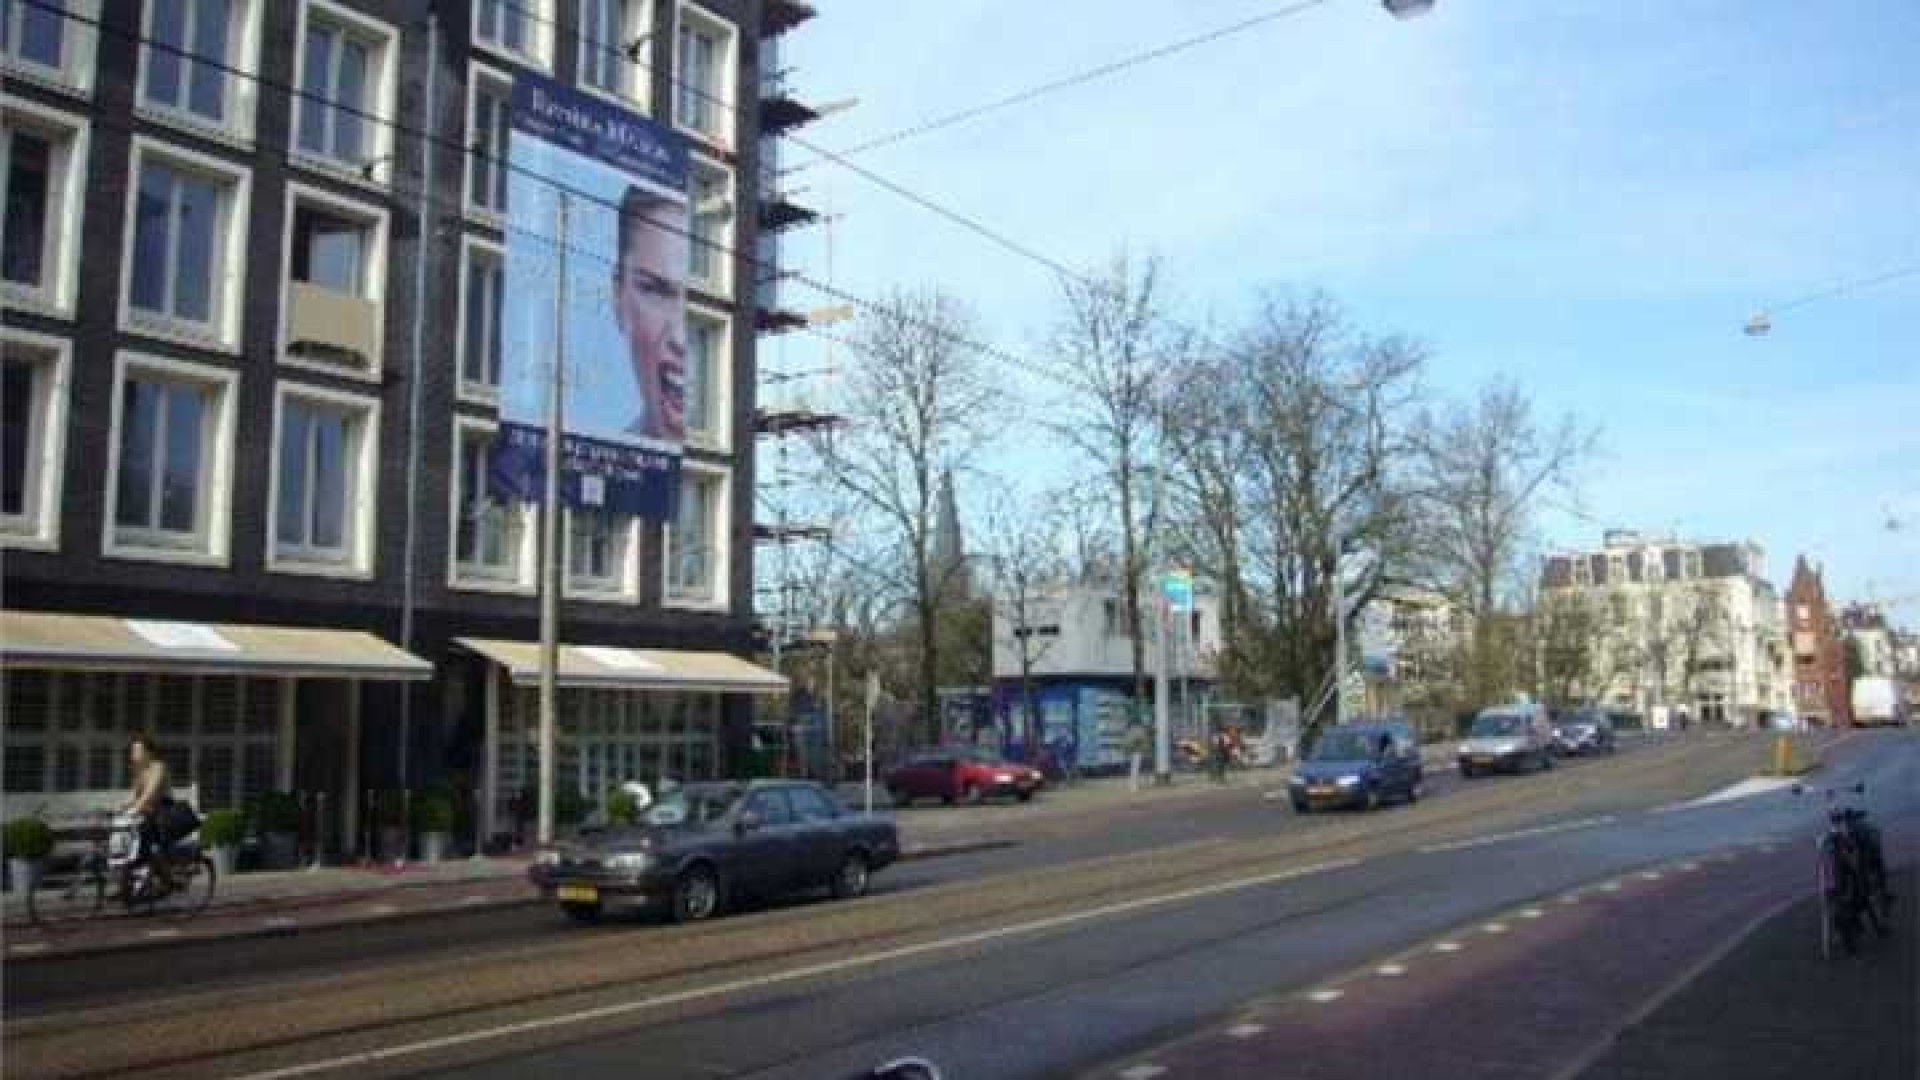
[776,0,1920,620]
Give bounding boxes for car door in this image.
[734,790,799,899]
[785,785,846,890]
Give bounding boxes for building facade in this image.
[1785,556,1851,728]
[3,0,815,851]
[1540,531,1789,728]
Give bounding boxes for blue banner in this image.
[489,421,680,519]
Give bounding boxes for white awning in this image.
[455,638,788,694]
[0,611,433,681]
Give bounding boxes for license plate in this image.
[1473,755,1495,764]
[557,884,598,904]
[1309,785,1336,796]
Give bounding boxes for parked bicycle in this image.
[25,809,217,927]
[1795,781,1896,956]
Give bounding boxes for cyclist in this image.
[122,734,179,891]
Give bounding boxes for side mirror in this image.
[734,810,763,836]
[1791,784,1805,796]
[1853,782,1867,795]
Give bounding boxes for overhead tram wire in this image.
[19,0,1053,383]
[780,0,1338,174]
[1770,263,1920,314]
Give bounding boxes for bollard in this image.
[307,791,328,871]
[1773,734,1793,776]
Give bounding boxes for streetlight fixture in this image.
[1383,0,1437,18]
[1743,310,1773,337]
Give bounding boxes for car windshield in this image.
[1472,714,1528,736]
[1311,731,1382,761]
[639,787,740,827]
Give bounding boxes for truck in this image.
[1851,677,1910,728]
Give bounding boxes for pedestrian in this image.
[1126,723,1150,792]
[1209,728,1230,785]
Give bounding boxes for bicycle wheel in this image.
[140,855,216,921]
[25,858,106,927]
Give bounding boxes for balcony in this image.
[286,282,380,370]
[760,92,820,138]
[760,191,820,234]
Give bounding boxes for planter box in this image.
[418,831,450,863]
[260,831,300,870]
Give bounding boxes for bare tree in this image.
[981,492,1070,752]
[1413,378,1598,706]
[1047,252,1177,704]
[812,288,994,743]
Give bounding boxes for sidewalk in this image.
[1085,830,1916,1080]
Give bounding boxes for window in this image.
[2,0,99,93]
[788,786,840,822]
[1102,597,1122,637]
[687,158,732,296]
[106,353,237,563]
[466,66,511,217]
[452,422,530,587]
[744,789,793,826]
[567,508,635,597]
[473,0,550,68]
[0,330,70,549]
[271,387,377,576]
[580,0,647,105]
[121,139,250,349]
[2,101,87,317]
[684,307,726,444]
[139,0,260,139]
[459,237,505,397]
[674,3,734,145]
[294,1,395,177]
[1684,551,1703,580]
[281,185,387,375]
[665,467,725,606]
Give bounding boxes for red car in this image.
[885,748,1044,806]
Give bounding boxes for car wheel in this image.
[1460,763,1476,779]
[1406,781,1421,804]
[1291,799,1310,814]
[1543,750,1557,770]
[1016,790,1034,803]
[561,901,602,924]
[831,852,871,900]
[1363,786,1381,812]
[940,793,956,806]
[672,865,722,924]
[962,784,983,806]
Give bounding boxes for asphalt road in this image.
[9,730,1912,1080]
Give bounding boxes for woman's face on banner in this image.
[613,208,689,441]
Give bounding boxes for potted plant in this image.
[200,809,244,877]
[4,816,54,896]
[606,785,640,826]
[252,792,303,870]
[412,789,455,863]
[373,790,411,862]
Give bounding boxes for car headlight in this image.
[535,849,563,867]
[1287,776,1306,787]
[606,853,653,873]
[1336,775,1362,787]
[995,773,1014,783]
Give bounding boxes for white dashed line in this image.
[1519,907,1544,919]
[263,916,299,929]
[1640,871,1664,881]
[1376,963,1408,977]
[1434,941,1463,953]
[1227,1023,1267,1038]
[364,904,400,916]
[9,943,51,955]
[1600,881,1622,892]
[1482,922,1508,934]
[1418,815,1617,854]
[458,895,493,906]
[1678,861,1700,872]
[1561,895,1582,905]
[144,928,183,939]
[1119,1066,1167,1080]
[1307,989,1345,1003]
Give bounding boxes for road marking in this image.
[1418,815,1616,854]
[263,917,299,929]
[1119,1067,1167,1080]
[1600,881,1622,892]
[1228,1023,1266,1038]
[9,943,50,955]
[458,895,493,906]
[1519,907,1544,919]
[1434,941,1463,953]
[1640,871,1664,881]
[1376,963,1408,977]
[1560,895,1581,905]
[1307,989,1344,1003]
[1482,922,1508,934]
[144,928,182,939]
[228,857,1363,1080]
[1678,861,1700,872]
[363,904,399,916]
[1651,776,1801,815]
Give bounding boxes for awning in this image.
[455,638,788,694]
[0,611,433,681]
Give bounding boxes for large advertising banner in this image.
[490,71,689,520]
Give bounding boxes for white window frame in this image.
[683,301,730,451]
[563,507,640,602]
[471,0,554,71]
[135,0,263,146]
[102,350,239,567]
[0,328,72,551]
[449,416,536,594]
[662,462,728,610]
[577,0,650,111]
[289,0,398,186]
[266,381,380,579]
[1,98,89,320]
[464,63,513,223]
[687,153,733,299]
[672,1,735,150]
[277,180,389,380]
[117,136,252,353]
[1,0,101,98]
[456,233,506,403]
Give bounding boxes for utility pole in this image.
[536,193,569,847]
[397,8,439,815]
[1333,523,1348,729]
[1154,588,1172,784]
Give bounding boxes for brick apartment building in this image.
[3,0,820,851]
[1785,556,1852,728]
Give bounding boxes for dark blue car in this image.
[1287,722,1424,812]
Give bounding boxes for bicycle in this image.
[25,810,217,927]
[1796,782,1895,957]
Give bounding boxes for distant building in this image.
[1786,557,1852,728]
[1540,531,1789,728]
[1355,582,1470,728]
[1839,603,1898,678]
